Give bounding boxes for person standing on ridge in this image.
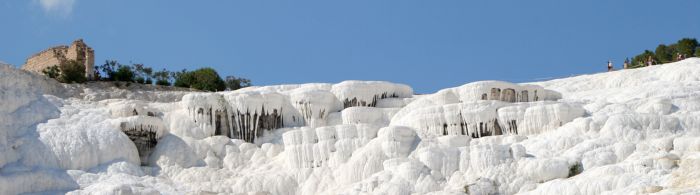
[623,58,629,69]
[607,60,613,72]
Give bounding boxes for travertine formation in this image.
[4,58,700,194]
[118,116,167,165]
[22,39,95,80]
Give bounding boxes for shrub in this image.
[113,65,135,82]
[98,60,118,81]
[153,69,171,86]
[654,44,672,63]
[132,63,154,84]
[174,67,226,91]
[94,60,248,90]
[58,60,87,83]
[629,38,698,69]
[225,75,252,91]
[42,65,61,79]
[630,50,655,68]
[676,38,698,57]
[173,69,193,88]
[43,60,87,83]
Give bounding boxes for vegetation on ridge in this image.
[42,59,87,84]
[42,58,251,92]
[626,38,698,69]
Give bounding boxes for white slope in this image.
[1,58,700,194]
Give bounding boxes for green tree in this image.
[172,69,190,87]
[174,67,226,91]
[133,63,146,84]
[92,68,102,81]
[58,60,87,83]
[630,50,655,68]
[695,47,700,57]
[99,60,119,81]
[143,67,153,84]
[654,44,672,63]
[675,38,698,57]
[153,69,171,86]
[225,75,251,90]
[113,65,135,82]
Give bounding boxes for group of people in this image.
[606,59,631,72]
[606,53,689,72]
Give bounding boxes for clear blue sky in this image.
[2,0,699,93]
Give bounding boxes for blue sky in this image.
[2,0,699,93]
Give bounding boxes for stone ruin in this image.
[22,39,95,80]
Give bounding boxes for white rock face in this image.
[283,124,381,169]
[3,58,700,194]
[331,80,413,108]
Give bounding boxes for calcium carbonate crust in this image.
[1,58,700,194]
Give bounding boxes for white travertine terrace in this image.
[3,59,700,194]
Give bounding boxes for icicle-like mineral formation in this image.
[117,116,167,165]
[392,101,584,138]
[289,89,343,127]
[444,81,560,103]
[225,91,303,142]
[181,92,303,143]
[331,81,413,108]
[392,101,508,138]
[181,93,229,138]
[497,102,586,135]
[179,81,414,143]
[391,81,579,139]
[283,124,381,168]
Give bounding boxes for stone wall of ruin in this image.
[22,47,67,73]
[86,48,95,79]
[21,39,95,79]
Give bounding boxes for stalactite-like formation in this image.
[179,82,412,143]
[482,88,533,102]
[289,89,342,127]
[434,110,504,138]
[503,119,518,134]
[392,100,585,139]
[501,88,516,102]
[331,81,414,108]
[341,92,399,108]
[294,100,329,126]
[229,106,284,142]
[121,124,158,165]
[283,124,381,169]
[461,81,561,103]
[215,109,230,138]
[118,116,166,166]
[183,93,302,143]
[389,81,567,139]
